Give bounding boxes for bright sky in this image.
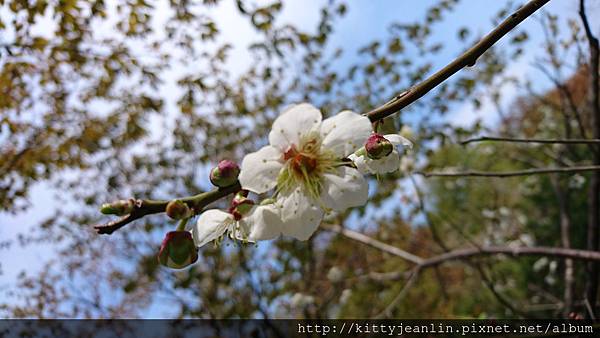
[0,0,596,317]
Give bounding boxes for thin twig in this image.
[365,0,551,121]
[323,224,424,265]
[409,175,449,252]
[374,268,420,319]
[461,136,600,145]
[533,61,588,139]
[585,298,597,321]
[417,165,600,178]
[420,246,600,268]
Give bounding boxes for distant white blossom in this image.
[340,289,352,304]
[290,292,315,308]
[327,266,344,283]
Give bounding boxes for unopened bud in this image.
[100,199,135,216]
[209,160,240,187]
[158,231,198,269]
[229,191,255,220]
[365,133,393,160]
[166,200,192,220]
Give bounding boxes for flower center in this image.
[277,132,342,200]
[283,145,318,176]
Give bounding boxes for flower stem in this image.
[177,218,189,231]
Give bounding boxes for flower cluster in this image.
[155,103,413,269]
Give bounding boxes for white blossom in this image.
[192,207,258,247]
[239,103,372,241]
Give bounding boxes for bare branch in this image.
[94,213,142,235]
[420,246,600,268]
[94,182,241,234]
[461,136,600,145]
[323,224,424,265]
[417,165,600,178]
[366,0,551,121]
[324,224,600,268]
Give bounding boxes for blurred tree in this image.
[1,0,598,319]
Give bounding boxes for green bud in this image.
[100,199,135,216]
[166,200,192,220]
[158,231,198,269]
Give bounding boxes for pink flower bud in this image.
[365,133,393,160]
[229,191,255,221]
[210,160,240,187]
[166,200,192,220]
[158,231,198,269]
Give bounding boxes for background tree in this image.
[1,0,599,319]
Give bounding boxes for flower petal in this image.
[277,187,324,240]
[239,145,283,194]
[246,204,285,241]
[368,150,401,174]
[348,153,370,175]
[384,134,413,149]
[268,103,322,150]
[192,210,232,247]
[320,166,368,211]
[320,110,372,157]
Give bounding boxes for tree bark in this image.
[580,0,600,318]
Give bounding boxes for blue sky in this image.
[0,0,596,317]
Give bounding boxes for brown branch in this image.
[326,225,600,265]
[420,246,600,268]
[323,224,424,265]
[580,0,600,317]
[326,221,600,317]
[93,182,241,234]
[366,0,551,121]
[417,165,600,178]
[461,136,600,145]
